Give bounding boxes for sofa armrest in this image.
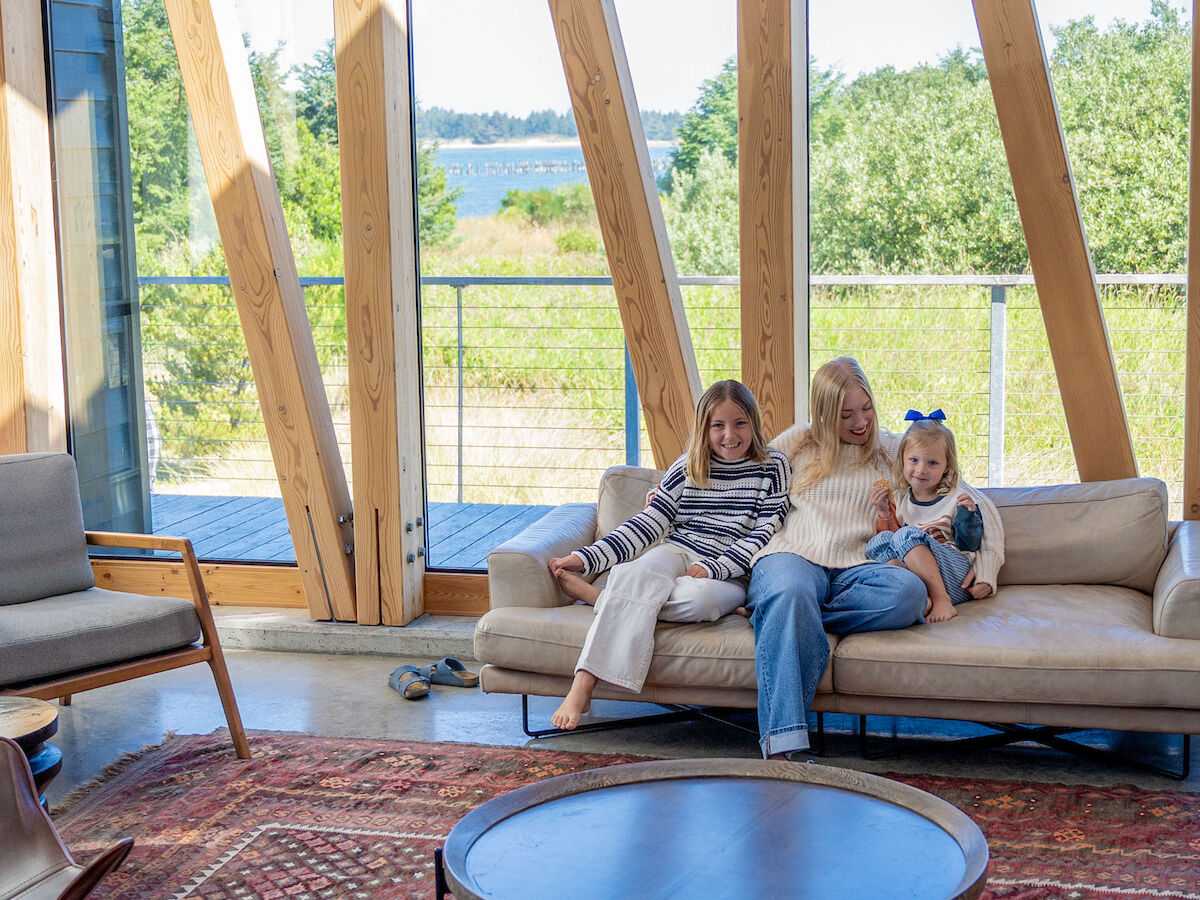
[486,503,597,609]
[1153,520,1200,639]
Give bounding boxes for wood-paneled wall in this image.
[335,0,426,625]
[165,0,358,620]
[549,0,700,466]
[973,0,1137,482]
[0,0,65,455]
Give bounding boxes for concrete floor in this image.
[43,613,1199,808]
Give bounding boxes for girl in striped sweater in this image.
[548,380,791,731]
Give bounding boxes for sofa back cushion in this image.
[987,477,1167,592]
[596,466,666,539]
[0,453,94,605]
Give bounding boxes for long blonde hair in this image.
[795,357,889,489]
[893,417,960,496]
[686,380,770,488]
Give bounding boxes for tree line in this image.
[416,106,681,143]
[663,1,1192,276]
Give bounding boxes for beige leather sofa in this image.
[476,467,1200,756]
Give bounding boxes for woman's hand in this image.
[549,553,585,577]
[956,492,977,512]
[683,563,709,579]
[870,481,893,516]
[960,568,993,599]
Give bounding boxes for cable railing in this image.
[136,273,1188,519]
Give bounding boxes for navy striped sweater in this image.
[575,450,791,581]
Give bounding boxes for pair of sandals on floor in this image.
[389,656,479,700]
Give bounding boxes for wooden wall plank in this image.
[1186,4,1200,520]
[334,0,426,625]
[92,559,306,608]
[164,0,357,620]
[549,0,701,466]
[738,0,807,438]
[92,560,490,616]
[973,0,1137,482]
[0,0,65,454]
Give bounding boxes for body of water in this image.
[435,143,675,218]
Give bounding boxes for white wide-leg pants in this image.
[575,543,746,692]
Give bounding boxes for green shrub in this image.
[501,183,595,226]
[555,228,601,254]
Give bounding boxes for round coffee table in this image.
[0,696,62,805]
[438,758,987,900]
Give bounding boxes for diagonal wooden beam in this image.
[0,0,65,455]
[549,0,701,466]
[973,0,1136,482]
[334,0,426,625]
[165,0,357,620]
[738,0,807,438]
[1186,3,1200,520]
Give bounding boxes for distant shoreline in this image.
[434,137,676,150]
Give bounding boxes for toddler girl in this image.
[867,410,1005,622]
[548,380,790,730]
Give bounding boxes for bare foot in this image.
[926,595,958,623]
[556,570,601,605]
[735,606,750,618]
[551,672,597,730]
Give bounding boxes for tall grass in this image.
[140,218,1190,517]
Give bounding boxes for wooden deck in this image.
[150,494,554,571]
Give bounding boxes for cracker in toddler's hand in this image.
[873,477,894,506]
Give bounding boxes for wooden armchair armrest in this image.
[85,530,195,555]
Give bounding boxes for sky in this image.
[236,0,1166,116]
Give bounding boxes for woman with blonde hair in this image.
[746,357,936,759]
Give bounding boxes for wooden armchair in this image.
[0,452,249,759]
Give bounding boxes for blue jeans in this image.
[746,552,927,758]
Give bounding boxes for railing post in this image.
[456,285,465,504]
[988,285,1007,487]
[624,342,640,467]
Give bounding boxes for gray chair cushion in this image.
[0,588,201,685]
[0,453,94,606]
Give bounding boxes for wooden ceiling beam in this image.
[165,0,357,620]
[1185,3,1200,520]
[334,0,426,625]
[973,0,1137,482]
[738,0,807,438]
[549,0,701,466]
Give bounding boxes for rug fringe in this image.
[51,731,176,817]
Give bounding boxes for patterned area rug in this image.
[52,731,1200,899]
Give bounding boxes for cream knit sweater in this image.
[754,425,899,570]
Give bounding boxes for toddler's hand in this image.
[683,563,709,579]
[549,553,584,576]
[869,481,893,516]
[956,493,977,512]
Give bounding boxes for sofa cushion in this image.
[832,584,1200,709]
[0,453,94,606]
[596,466,665,539]
[987,478,1168,592]
[0,588,201,685]
[474,603,836,695]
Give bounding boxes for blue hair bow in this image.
[904,409,946,422]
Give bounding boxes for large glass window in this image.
[808,0,1183,511]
